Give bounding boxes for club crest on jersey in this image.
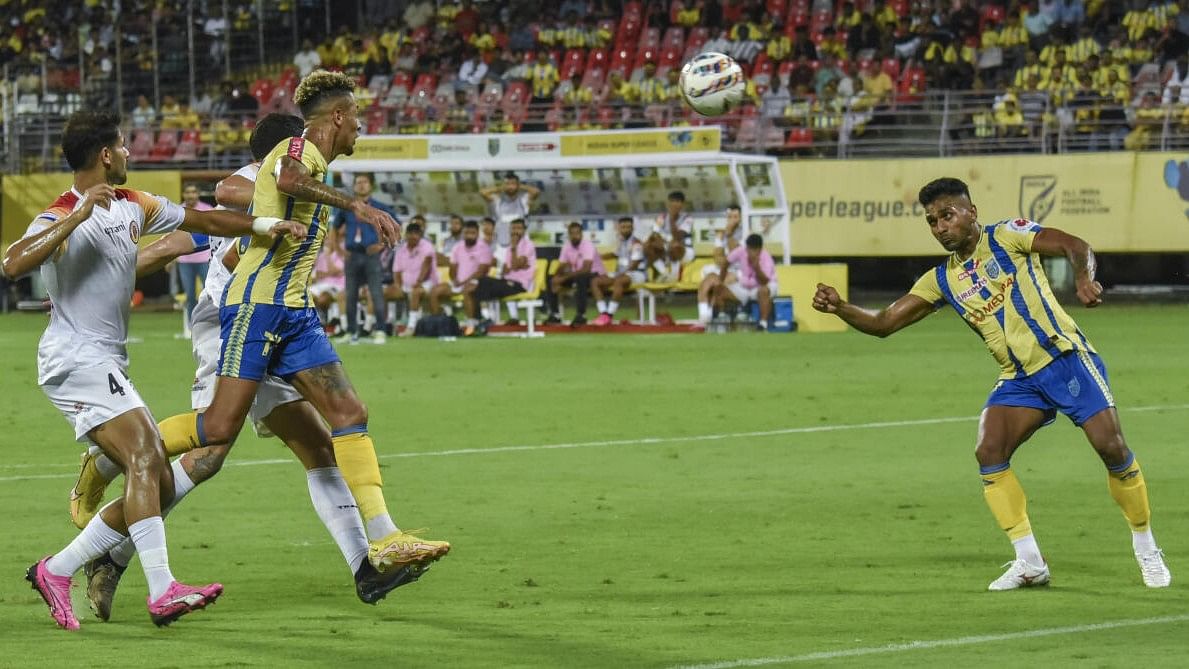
[129,221,140,243]
[984,258,1001,279]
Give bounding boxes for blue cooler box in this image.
[748,297,795,332]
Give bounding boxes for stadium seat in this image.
[392,71,413,90]
[129,129,154,161]
[881,57,901,80]
[786,127,814,148]
[643,103,669,127]
[580,67,606,92]
[410,74,437,99]
[623,1,643,20]
[491,259,549,337]
[366,108,386,134]
[148,131,180,162]
[768,0,789,16]
[890,0,909,15]
[763,123,788,149]
[544,106,563,131]
[595,106,616,128]
[668,0,683,23]
[638,27,660,50]
[736,117,760,145]
[250,78,274,104]
[172,131,200,161]
[562,49,587,80]
[662,27,685,50]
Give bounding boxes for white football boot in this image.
[988,559,1051,591]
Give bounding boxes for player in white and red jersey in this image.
[67,114,424,621]
[2,110,305,630]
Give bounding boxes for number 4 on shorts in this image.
[107,372,126,396]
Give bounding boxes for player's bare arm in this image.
[180,207,307,241]
[753,259,770,286]
[417,256,432,284]
[214,173,256,210]
[135,230,196,278]
[2,184,112,278]
[478,185,500,200]
[812,283,935,337]
[466,262,493,284]
[522,183,541,202]
[277,156,399,245]
[1030,227,1102,307]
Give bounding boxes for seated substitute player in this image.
[697,204,745,324]
[69,113,428,619]
[428,219,494,329]
[388,218,437,334]
[812,177,1171,590]
[645,190,694,281]
[591,216,645,326]
[2,110,306,630]
[714,233,777,329]
[472,218,537,325]
[544,221,605,327]
[436,213,464,266]
[311,238,347,330]
[140,70,453,578]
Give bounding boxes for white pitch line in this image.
[671,613,1189,669]
[2,403,1187,484]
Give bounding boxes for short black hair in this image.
[727,204,741,212]
[482,216,495,225]
[503,172,520,182]
[405,222,423,235]
[250,113,304,161]
[918,177,972,207]
[463,219,479,230]
[668,191,685,202]
[567,221,582,231]
[450,214,464,223]
[354,172,376,185]
[510,218,526,227]
[745,233,764,249]
[61,111,122,171]
[410,214,426,224]
[617,216,634,224]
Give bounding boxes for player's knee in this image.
[1092,432,1129,461]
[974,440,1012,466]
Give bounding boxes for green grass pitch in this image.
[0,305,1187,668]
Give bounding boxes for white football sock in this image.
[407,309,421,331]
[46,513,126,577]
[697,302,712,323]
[1133,528,1158,553]
[306,467,369,572]
[129,516,174,601]
[596,300,607,313]
[1011,534,1044,566]
[506,302,520,320]
[608,300,619,315]
[110,459,196,567]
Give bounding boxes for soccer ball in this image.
[679,52,747,116]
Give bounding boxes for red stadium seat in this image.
[129,129,154,161]
[148,131,179,162]
[366,108,386,134]
[392,71,413,89]
[687,27,709,51]
[881,57,900,80]
[752,53,773,79]
[778,60,795,80]
[659,48,681,69]
[173,130,201,161]
[768,0,789,17]
[638,27,660,50]
[580,67,606,91]
[250,78,274,104]
[668,0,683,23]
[662,27,685,50]
[623,1,643,20]
[980,4,1006,30]
[410,74,437,99]
[890,0,909,15]
[736,117,760,145]
[595,106,616,128]
[786,127,813,148]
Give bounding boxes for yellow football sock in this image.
[158,412,202,457]
[981,465,1032,541]
[1107,453,1150,532]
[332,432,390,524]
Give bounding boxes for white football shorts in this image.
[41,359,147,442]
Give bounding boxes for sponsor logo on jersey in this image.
[963,275,1016,324]
[129,221,140,243]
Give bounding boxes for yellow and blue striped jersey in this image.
[224,137,329,308]
[910,219,1095,380]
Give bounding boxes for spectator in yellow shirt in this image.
[767,33,792,62]
[1100,70,1131,106]
[528,51,560,102]
[556,72,594,105]
[1123,5,1158,43]
[1096,51,1131,88]
[601,70,640,105]
[858,60,894,106]
[676,0,700,28]
[994,95,1028,137]
[637,62,667,104]
[835,1,863,30]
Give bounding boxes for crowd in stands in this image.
[5,1,1189,161]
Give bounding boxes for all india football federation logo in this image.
[1018,175,1056,224]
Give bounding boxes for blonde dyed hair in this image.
[293,69,357,117]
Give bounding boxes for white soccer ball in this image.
[679,52,747,116]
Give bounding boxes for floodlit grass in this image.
[1,305,1186,668]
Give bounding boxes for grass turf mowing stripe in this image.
[2,403,1187,484]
